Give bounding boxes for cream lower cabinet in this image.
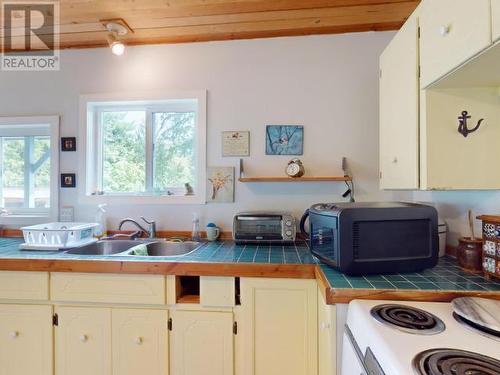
[318,289,336,375]
[55,306,112,375]
[236,278,317,375]
[112,309,169,375]
[56,306,169,375]
[419,0,492,88]
[0,304,53,375]
[169,310,234,375]
[493,0,500,42]
[379,14,419,189]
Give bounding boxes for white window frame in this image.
[79,90,207,205]
[0,115,59,225]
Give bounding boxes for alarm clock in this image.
[285,158,305,178]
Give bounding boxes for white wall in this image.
[0,32,395,232]
[412,191,500,246]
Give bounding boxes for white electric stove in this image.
[341,299,500,375]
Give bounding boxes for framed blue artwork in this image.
[266,125,303,155]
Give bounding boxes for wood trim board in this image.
[0,0,420,50]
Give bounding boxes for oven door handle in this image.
[344,324,370,375]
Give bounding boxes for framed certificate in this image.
[222,131,250,157]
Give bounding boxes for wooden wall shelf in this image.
[238,159,352,183]
[238,176,351,182]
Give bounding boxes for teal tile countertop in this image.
[0,238,316,264]
[321,257,500,292]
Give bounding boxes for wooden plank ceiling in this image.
[6,0,421,50]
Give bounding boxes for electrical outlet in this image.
[60,206,74,222]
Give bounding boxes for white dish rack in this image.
[20,222,98,250]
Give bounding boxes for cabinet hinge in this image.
[418,65,421,78]
[418,26,421,39]
[379,171,382,180]
[233,322,238,335]
[379,69,382,79]
[168,318,172,331]
[52,313,58,326]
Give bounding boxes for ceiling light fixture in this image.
[105,21,129,56]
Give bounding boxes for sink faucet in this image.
[118,217,157,239]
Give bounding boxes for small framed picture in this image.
[61,173,76,188]
[61,137,76,152]
[222,131,250,157]
[266,125,304,155]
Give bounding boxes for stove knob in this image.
[285,220,292,226]
[285,230,292,237]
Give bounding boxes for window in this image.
[81,91,206,204]
[0,116,59,223]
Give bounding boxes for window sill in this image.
[0,214,54,227]
[79,194,206,205]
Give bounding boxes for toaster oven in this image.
[233,212,296,244]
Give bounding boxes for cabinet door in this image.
[493,0,500,42]
[55,306,111,375]
[420,87,500,190]
[112,309,168,375]
[420,0,491,88]
[318,289,336,375]
[237,278,317,375]
[379,15,419,189]
[0,304,53,375]
[170,310,233,375]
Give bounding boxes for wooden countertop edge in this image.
[0,255,498,305]
[324,287,500,304]
[315,265,330,301]
[0,258,317,279]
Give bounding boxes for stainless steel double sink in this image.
[65,239,203,257]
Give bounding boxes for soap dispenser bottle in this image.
[191,213,201,241]
[94,204,107,239]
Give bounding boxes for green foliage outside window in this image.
[101,110,196,194]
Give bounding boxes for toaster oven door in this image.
[310,214,338,265]
[234,216,283,241]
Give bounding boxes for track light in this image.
[110,40,125,56]
[105,21,129,56]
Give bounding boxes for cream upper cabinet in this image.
[420,0,491,88]
[237,278,317,375]
[493,0,500,42]
[379,15,420,189]
[112,309,169,375]
[0,304,53,375]
[170,310,234,375]
[420,87,500,190]
[420,0,492,88]
[55,306,111,375]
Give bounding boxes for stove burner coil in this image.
[413,348,500,375]
[370,304,445,335]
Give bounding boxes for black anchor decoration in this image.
[458,111,484,138]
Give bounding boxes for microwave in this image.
[301,202,439,275]
[233,212,296,244]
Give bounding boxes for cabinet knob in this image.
[135,337,143,345]
[392,157,398,163]
[10,331,19,339]
[79,334,88,343]
[439,25,450,36]
[320,322,330,330]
